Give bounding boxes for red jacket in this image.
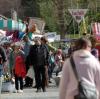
[15,55,26,78]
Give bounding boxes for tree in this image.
[52,0,67,38]
[20,0,100,38]
[37,0,57,32]
[0,0,22,18]
[21,0,40,18]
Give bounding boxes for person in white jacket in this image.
[59,37,100,99]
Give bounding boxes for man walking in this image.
[59,38,100,99]
[28,37,48,92]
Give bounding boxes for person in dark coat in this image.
[41,37,49,85]
[22,35,33,87]
[0,45,7,95]
[28,37,48,92]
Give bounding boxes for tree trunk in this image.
[53,0,66,39]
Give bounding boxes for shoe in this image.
[33,85,37,88]
[36,88,41,93]
[13,90,18,93]
[24,84,29,87]
[49,80,52,83]
[42,88,46,92]
[24,84,32,88]
[18,90,23,93]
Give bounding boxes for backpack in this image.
[70,56,98,99]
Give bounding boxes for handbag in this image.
[26,66,34,79]
[70,56,98,99]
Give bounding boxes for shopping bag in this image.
[26,66,34,79]
[2,82,15,92]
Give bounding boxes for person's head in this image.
[75,37,92,51]
[14,42,21,52]
[50,50,53,55]
[23,35,29,42]
[41,36,48,44]
[89,36,97,48]
[15,46,20,52]
[11,43,15,50]
[34,37,41,45]
[57,49,62,55]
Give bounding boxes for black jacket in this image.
[28,44,49,66]
[0,46,7,64]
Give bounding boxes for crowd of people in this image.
[1,30,100,99]
[0,35,65,94]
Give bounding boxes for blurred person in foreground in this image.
[59,37,100,99]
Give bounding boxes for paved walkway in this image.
[1,77,59,99]
[1,87,59,99]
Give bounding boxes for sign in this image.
[44,32,56,38]
[68,9,88,23]
[29,17,45,34]
[44,32,57,42]
[55,35,60,41]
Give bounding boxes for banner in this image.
[28,17,45,34]
[44,32,57,42]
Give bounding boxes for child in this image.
[13,43,26,93]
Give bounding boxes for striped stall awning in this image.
[0,19,26,32]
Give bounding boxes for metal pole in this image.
[77,0,80,38]
[71,0,75,38]
[78,23,80,38]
